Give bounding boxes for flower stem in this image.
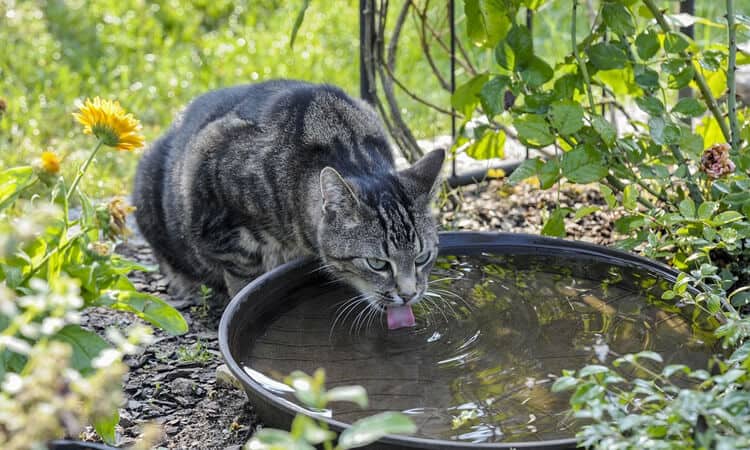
[727,0,741,151]
[572,0,596,112]
[66,139,104,202]
[641,0,732,143]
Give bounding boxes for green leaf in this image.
[451,73,490,117]
[479,75,511,118]
[539,158,561,189]
[508,158,543,185]
[678,198,696,218]
[551,376,578,392]
[562,144,608,184]
[514,114,554,147]
[338,412,416,449]
[600,185,617,209]
[324,385,368,408]
[51,324,110,375]
[250,429,315,450]
[712,211,743,226]
[494,41,516,70]
[574,205,600,220]
[98,291,188,335]
[541,208,571,237]
[578,365,610,377]
[649,117,681,145]
[0,166,36,211]
[602,2,635,36]
[588,43,628,70]
[697,201,718,220]
[591,116,616,146]
[289,0,311,49]
[548,101,584,136]
[664,31,690,53]
[554,73,579,100]
[506,24,534,68]
[464,0,512,48]
[634,65,660,90]
[291,415,336,444]
[636,351,663,363]
[667,63,695,89]
[520,56,554,88]
[95,409,119,445]
[635,30,661,59]
[636,96,664,115]
[466,129,506,160]
[672,98,707,118]
[623,184,638,211]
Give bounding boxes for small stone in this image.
[215,364,244,391]
[171,377,195,397]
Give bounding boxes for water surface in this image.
[241,253,719,443]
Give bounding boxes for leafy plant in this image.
[0,98,186,445]
[450,0,750,448]
[246,369,416,450]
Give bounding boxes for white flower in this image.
[92,348,121,369]
[0,335,32,354]
[41,317,65,335]
[1,373,23,394]
[19,322,40,339]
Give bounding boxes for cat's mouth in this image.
[371,292,420,330]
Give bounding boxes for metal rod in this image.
[359,0,376,103]
[449,0,457,178]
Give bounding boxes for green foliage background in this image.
[2,0,745,197]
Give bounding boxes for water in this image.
[241,253,720,443]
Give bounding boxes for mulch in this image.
[80,179,622,449]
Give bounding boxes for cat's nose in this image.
[398,291,417,303]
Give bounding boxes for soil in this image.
[81,179,621,450]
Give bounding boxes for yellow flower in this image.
[40,151,61,174]
[72,97,145,151]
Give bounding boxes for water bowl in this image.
[219,232,720,449]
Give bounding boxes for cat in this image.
[133,80,444,321]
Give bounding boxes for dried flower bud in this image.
[0,98,6,115]
[700,143,736,179]
[87,241,112,257]
[106,197,136,240]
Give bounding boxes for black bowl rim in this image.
[219,231,690,449]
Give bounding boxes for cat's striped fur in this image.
[133,80,444,307]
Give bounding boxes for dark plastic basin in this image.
[219,232,715,450]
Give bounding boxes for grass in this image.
[1,1,747,198]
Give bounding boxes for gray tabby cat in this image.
[133,80,444,321]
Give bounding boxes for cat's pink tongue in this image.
[387,305,415,330]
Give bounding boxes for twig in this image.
[380,62,456,115]
[727,0,741,151]
[642,0,732,144]
[413,0,451,90]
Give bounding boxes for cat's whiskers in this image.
[330,293,371,339]
[421,293,451,323]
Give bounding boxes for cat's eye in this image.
[366,258,389,271]
[415,252,431,266]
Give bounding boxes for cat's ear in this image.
[399,149,445,202]
[320,167,360,213]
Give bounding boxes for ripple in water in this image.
[241,253,720,443]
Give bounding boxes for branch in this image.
[642,0,732,144]
[727,0,741,151]
[413,0,451,90]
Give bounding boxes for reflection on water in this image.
[241,253,720,443]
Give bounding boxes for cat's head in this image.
[316,149,445,312]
